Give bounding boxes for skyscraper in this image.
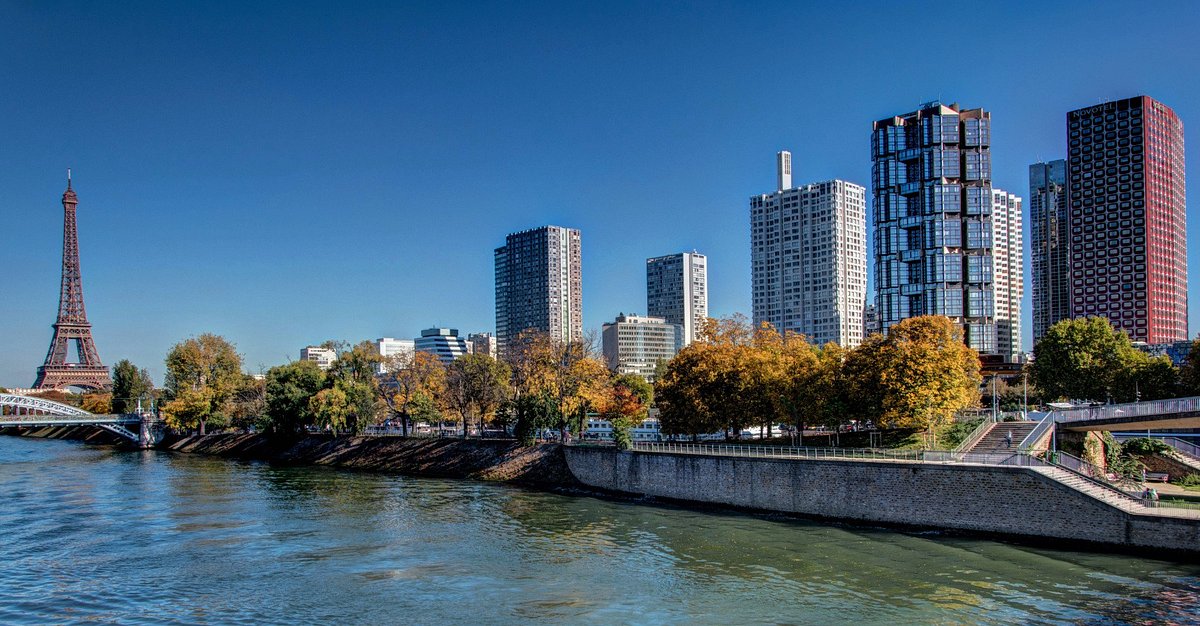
[871,102,996,354]
[1029,160,1070,344]
[494,225,583,351]
[1067,96,1187,343]
[750,151,867,348]
[992,188,1024,361]
[646,252,707,346]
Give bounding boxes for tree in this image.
[604,374,652,450]
[445,353,512,437]
[872,316,981,445]
[81,392,112,414]
[656,343,721,440]
[381,351,446,436]
[501,330,559,443]
[162,333,244,434]
[1180,338,1200,395]
[264,360,326,434]
[229,374,266,430]
[111,359,154,414]
[321,341,385,435]
[1031,317,1165,403]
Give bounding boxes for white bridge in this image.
[0,393,161,447]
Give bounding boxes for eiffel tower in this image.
[33,171,111,391]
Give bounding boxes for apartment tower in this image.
[646,252,708,346]
[494,225,583,352]
[750,151,867,347]
[1067,96,1187,343]
[1029,160,1070,344]
[992,189,1024,361]
[871,102,996,354]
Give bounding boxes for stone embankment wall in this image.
[563,446,1200,554]
[161,434,579,487]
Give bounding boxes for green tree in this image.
[1180,338,1200,395]
[1031,317,1173,403]
[111,359,155,414]
[321,341,384,435]
[264,360,326,434]
[309,386,350,433]
[163,333,244,434]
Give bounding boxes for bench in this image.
[1145,472,1169,483]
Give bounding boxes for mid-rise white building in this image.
[376,337,416,374]
[750,151,868,347]
[300,346,337,370]
[992,189,1024,362]
[646,252,707,346]
[601,314,682,381]
[415,328,470,364]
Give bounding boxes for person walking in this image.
[1004,430,1013,449]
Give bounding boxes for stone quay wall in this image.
[563,446,1200,554]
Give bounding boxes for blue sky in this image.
[2,1,1198,386]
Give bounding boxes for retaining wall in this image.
[563,446,1200,554]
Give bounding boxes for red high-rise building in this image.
[1067,96,1187,343]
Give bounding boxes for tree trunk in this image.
[199,419,207,436]
[400,411,409,437]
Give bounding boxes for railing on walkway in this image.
[629,441,1044,467]
[1055,396,1200,423]
[952,417,995,454]
[1044,450,1144,499]
[1162,437,1200,460]
[1018,414,1055,451]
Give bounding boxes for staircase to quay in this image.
[965,422,1040,454]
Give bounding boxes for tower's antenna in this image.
[67,168,72,189]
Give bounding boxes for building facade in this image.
[992,189,1024,361]
[646,251,708,346]
[872,102,996,354]
[601,314,682,381]
[376,337,416,373]
[750,151,867,347]
[1029,159,1070,344]
[862,303,879,338]
[467,332,497,359]
[300,346,337,370]
[1067,95,1187,343]
[415,328,470,364]
[495,225,583,352]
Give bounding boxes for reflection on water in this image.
[0,436,1197,625]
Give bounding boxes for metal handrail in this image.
[1163,437,1200,460]
[1018,414,1055,451]
[952,417,995,454]
[1049,450,1144,499]
[1055,396,1200,423]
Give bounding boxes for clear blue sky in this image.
[2,1,1199,386]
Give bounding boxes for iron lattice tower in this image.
[33,172,111,391]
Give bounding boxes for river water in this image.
[2,437,1199,625]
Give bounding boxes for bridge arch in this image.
[0,394,93,417]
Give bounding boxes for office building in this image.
[495,225,583,352]
[1029,160,1070,344]
[601,314,682,381]
[300,346,337,370]
[992,189,1024,361]
[863,303,879,338]
[1067,96,1187,343]
[467,332,498,359]
[376,337,416,373]
[646,252,708,346]
[415,328,470,364]
[871,102,996,354]
[750,151,867,347]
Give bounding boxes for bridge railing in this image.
[1054,396,1200,423]
[1018,414,1056,451]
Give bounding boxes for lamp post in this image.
[1022,371,1028,419]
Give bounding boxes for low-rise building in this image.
[601,313,682,381]
[376,337,416,374]
[467,332,498,359]
[300,346,337,370]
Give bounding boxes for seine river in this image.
[3,437,1199,625]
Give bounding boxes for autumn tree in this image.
[501,330,559,443]
[444,353,512,437]
[603,373,653,450]
[111,359,155,414]
[81,392,112,414]
[162,333,244,434]
[381,350,446,436]
[264,360,326,434]
[872,316,981,445]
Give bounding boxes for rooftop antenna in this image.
[67,168,72,190]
